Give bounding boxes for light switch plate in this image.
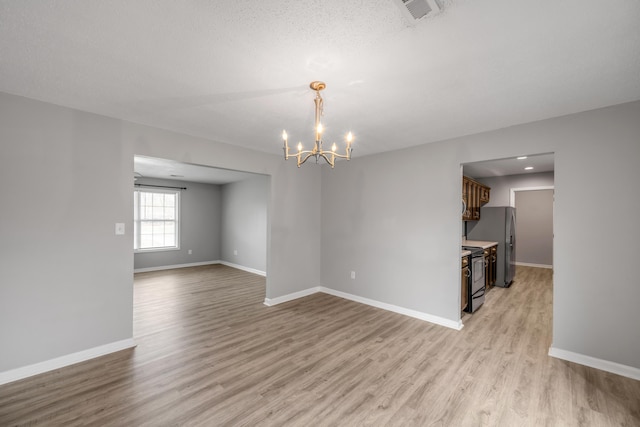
[115,223,125,235]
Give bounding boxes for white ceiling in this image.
[463,153,554,178]
[1,0,639,162]
[134,156,260,185]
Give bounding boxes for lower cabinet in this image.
[483,249,490,291]
[491,246,497,286]
[461,256,470,311]
[484,245,498,289]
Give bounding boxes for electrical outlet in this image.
[234,249,238,255]
[351,271,356,280]
[115,223,125,235]
[188,249,192,255]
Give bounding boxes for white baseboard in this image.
[264,287,322,306]
[135,260,266,276]
[320,287,463,330]
[219,261,266,277]
[0,338,136,386]
[516,262,553,269]
[134,260,220,273]
[549,346,640,381]
[264,286,462,331]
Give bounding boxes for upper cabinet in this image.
[479,185,490,204]
[462,176,490,221]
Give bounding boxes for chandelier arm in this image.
[297,151,316,167]
[318,152,335,168]
[284,144,314,158]
[292,149,315,156]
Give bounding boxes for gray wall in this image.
[322,150,456,319]
[2,91,639,376]
[133,177,222,270]
[514,189,554,266]
[321,101,640,370]
[0,91,322,374]
[0,93,133,371]
[478,171,554,207]
[221,176,268,273]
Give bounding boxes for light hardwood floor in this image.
[1,265,639,426]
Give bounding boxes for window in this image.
[134,189,180,251]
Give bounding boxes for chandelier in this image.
[282,81,353,168]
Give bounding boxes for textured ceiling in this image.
[1,0,639,160]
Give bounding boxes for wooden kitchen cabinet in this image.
[462,179,471,220]
[472,181,480,220]
[462,176,490,221]
[483,248,490,291]
[489,245,497,287]
[461,255,470,311]
[479,185,491,203]
[462,184,469,219]
[484,244,498,289]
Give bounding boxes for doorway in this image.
[461,153,555,320]
[133,155,269,277]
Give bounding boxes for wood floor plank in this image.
[1,264,639,426]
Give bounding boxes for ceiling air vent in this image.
[393,0,443,24]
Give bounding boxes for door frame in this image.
[509,186,554,207]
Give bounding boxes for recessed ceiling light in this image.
[525,166,534,170]
[517,156,527,160]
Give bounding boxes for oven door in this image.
[470,256,485,312]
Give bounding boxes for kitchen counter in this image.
[462,239,498,249]
[461,250,471,257]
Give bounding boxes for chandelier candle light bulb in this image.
[282,81,354,168]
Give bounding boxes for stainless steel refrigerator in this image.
[467,206,516,287]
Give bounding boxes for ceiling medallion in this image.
[282,81,353,168]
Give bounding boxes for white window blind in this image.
[134,189,180,251]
